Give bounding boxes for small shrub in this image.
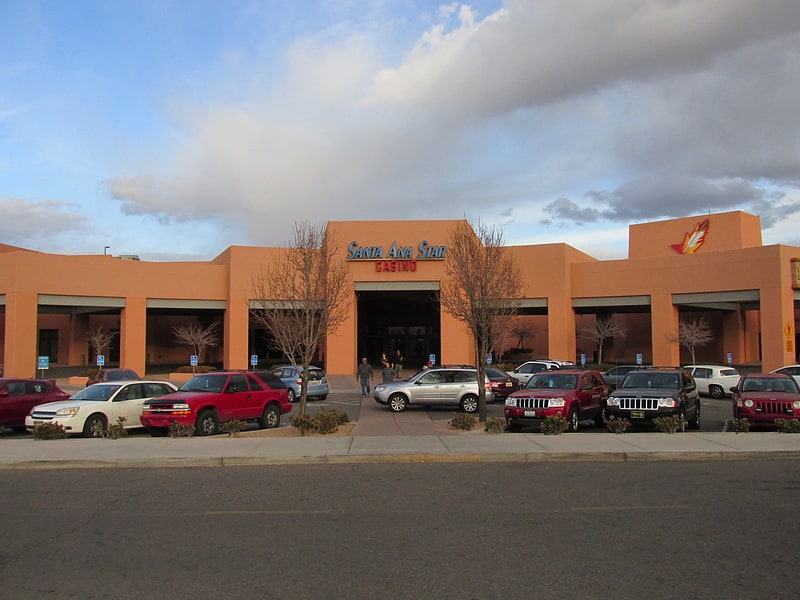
[290,410,349,435]
[449,412,477,431]
[168,421,195,438]
[174,365,215,374]
[104,416,128,439]
[606,416,631,434]
[32,422,67,440]
[653,415,686,434]
[774,418,800,433]
[484,417,505,434]
[727,417,750,433]
[220,419,248,437]
[540,415,568,435]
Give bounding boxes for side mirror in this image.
[730,386,738,394]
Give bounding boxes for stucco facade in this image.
[1,211,798,378]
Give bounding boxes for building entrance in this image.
[357,290,440,371]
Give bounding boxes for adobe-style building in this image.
[1,210,798,378]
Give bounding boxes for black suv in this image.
[605,367,700,429]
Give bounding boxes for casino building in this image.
[1,210,799,378]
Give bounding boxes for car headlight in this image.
[172,403,191,410]
[793,401,800,410]
[505,397,516,406]
[744,399,754,408]
[55,407,79,417]
[658,398,676,408]
[607,397,620,406]
[549,398,565,407]
[375,385,385,392]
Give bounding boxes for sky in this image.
[1,0,799,262]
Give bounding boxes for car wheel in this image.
[287,389,296,403]
[147,427,167,437]
[195,410,219,436]
[568,407,579,432]
[688,401,701,430]
[317,395,328,401]
[259,403,280,429]
[709,385,724,399]
[388,393,408,412]
[460,394,478,413]
[83,414,107,438]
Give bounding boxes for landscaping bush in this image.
[484,417,505,434]
[540,415,568,435]
[653,415,686,434]
[104,416,128,439]
[774,418,800,433]
[449,412,476,431]
[174,365,215,374]
[606,416,631,434]
[168,421,195,438]
[727,417,750,433]
[220,419,248,437]
[32,422,67,440]
[290,409,350,435]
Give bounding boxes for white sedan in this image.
[26,380,177,437]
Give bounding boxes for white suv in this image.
[685,365,740,399]
[506,361,559,386]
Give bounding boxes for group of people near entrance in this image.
[356,350,404,398]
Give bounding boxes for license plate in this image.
[524,410,537,417]
[630,410,645,419]
[505,382,512,387]
[309,379,319,385]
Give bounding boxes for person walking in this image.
[381,360,394,383]
[357,357,374,398]
[393,349,404,380]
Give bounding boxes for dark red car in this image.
[0,378,70,431]
[730,372,800,427]
[504,369,608,432]
[86,368,141,387]
[484,367,520,400]
[141,371,291,436]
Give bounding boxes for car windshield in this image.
[622,372,680,389]
[527,373,578,389]
[742,377,799,393]
[485,368,505,378]
[180,374,227,393]
[70,384,121,401]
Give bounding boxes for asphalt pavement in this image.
[2,376,800,470]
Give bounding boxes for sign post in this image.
[190,354,198,373]
[250,355,259,368]
[38,356,49,379]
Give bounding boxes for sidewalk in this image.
[4,383,800,469]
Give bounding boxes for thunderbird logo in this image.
[671,219,709,255]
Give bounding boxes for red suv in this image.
[504,369,608,432]
[141,371,291,436]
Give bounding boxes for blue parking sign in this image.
[250,355,258,367]
[190,355,198,367]
[38,356,49,370]
[97,354,105,367]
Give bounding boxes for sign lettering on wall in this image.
[347,240,447,272]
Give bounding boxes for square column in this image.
[547,298,576,363]
[4,292,38,377]
[224,300,248,370]
[651,293,680,366]
[120,297,147,376]
[759,285,796,371]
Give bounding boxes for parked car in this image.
[141,371,291,436]
[373,365,493,413]
[605,367,701,430]
[86,368,141,387]
[601,365,641,391]
[26,380,178,437]
[271,365,329,402]
[506,360,559,386]
[685,364,740,399]
[504,369,608,432]
[770,364,800,388]
[0,378,70,432]
[730,373,800,427]
[484,367,520,400]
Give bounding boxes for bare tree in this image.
[172,321,220,372]
[250,222,351,417]
[439,219,522,422]
[580,315,627,366]
[667,317,714,365]
[87,325,117,372]
[509,317,536,349]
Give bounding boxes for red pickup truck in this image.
[141,371,291,436]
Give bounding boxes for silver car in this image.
[373,366,493,413]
